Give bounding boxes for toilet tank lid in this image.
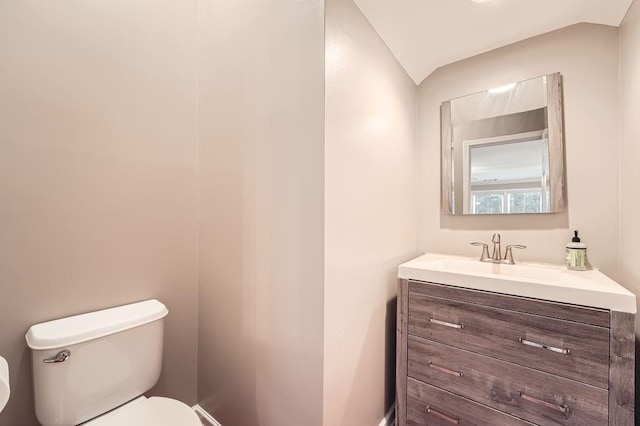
[25,299,168,350]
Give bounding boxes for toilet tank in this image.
[25,300,169,426]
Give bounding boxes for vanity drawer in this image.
[407,378,534,426]
[408,293,610,388]
[408,335,609,425]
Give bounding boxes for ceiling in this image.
[352,0,634,84]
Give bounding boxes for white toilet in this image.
[25,300,202,426]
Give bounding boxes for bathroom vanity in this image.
[396,254,636,426]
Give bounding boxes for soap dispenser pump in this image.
[566,230,587,271]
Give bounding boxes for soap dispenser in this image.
[566,230,587,271]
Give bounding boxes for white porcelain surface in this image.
[84,396,201,426]
[0,356,9,413]
[26,299,168,350]
[29,313,165,426]
[399,253,637,313]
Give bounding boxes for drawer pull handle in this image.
[519,392,569,414]
[426,406,460,424]
[428,361,463,377]
[519,338,570,354]
[429,318,464,329]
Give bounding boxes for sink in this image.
[425,258,563,283]
[398,253,636,313]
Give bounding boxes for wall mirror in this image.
[441,73,565,215]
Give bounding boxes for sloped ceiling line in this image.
[352,0,633,84]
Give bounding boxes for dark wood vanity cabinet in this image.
[396,279,635,426]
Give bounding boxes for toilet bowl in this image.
[25,300,201,426]
[83,396,201,426]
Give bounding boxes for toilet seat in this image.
[83,396,202,426]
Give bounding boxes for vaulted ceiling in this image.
[352,0,634,84]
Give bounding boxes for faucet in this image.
[491,233,501,261]
[470,233,526,265]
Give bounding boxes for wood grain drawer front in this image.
[408,280,611,328]
[408,336,608,425]
[407,378,535,426]
[408,293,609,388]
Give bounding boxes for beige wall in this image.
[2,3,635,425]
[418,24,620,277]
[324,0,418,424]
[0,1,199,425]
[619,2,640,329]
[197,0,326,425]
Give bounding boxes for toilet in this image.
[25,300,202,426]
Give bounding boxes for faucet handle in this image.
[504,245,527,264]
[471,242,489,262]
[506,245,527,250]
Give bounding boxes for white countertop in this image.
[399,253,637,314]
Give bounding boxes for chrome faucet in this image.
[491,233,502,261]
[471,233,526,265]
